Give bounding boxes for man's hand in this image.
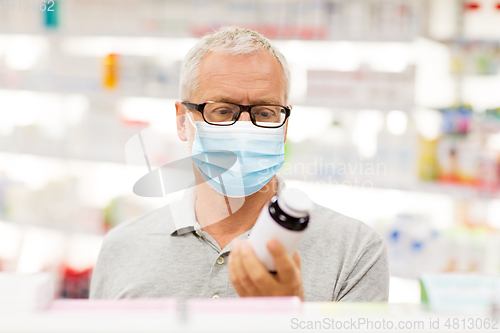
[228,238,304,301]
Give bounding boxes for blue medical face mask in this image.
[189,118,285,198]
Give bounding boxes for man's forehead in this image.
[201,49,279,68]
[205,94,283,105]
[195,51,286,104]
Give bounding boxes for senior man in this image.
[90,26,389,302]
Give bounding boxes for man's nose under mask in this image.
[189,120,285,198]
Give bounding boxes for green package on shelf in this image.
[44,0,58,28]
[420,273,500,314]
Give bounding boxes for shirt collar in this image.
[168,174,286,236]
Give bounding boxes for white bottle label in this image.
[248,205,307,272]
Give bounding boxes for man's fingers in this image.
[239,241,277,293]
[292,251,301,270]
[267,238,298,284]
[229,239,303,299]
[229,241,260,296]
[228,244,248,296]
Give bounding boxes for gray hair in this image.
[179,26,291,105]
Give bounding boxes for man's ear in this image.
[175,101,188,142]
[284,105,292,143]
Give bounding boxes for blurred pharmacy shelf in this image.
[0,0,426,41]
[1,0,500,301]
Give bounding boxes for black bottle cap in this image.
[268,196,309,231]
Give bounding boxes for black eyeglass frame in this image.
[182,101,291,128]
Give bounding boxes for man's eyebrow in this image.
[209,96,283,105]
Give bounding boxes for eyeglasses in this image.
[182,101,291,128]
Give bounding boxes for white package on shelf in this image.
[0,272,54,312]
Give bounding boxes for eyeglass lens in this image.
[203,102,286,127]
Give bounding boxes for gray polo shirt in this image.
[89,177,389,301]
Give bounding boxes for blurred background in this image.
[0,0,499,303]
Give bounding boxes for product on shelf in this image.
[448,40,500,76]
[420,273,500,314]
[417,104,500,192]
[306,66,415,110]
[386,213,445,279]
[0,272,54,311]
[59,265,92,299]
[418,137,440,181]
[385,212,500,279]
[103,53,119,90]
[44,0,59,28]
[439,104,473,135]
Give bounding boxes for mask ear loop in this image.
[185,106,233,214]
[185,108,196,127]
